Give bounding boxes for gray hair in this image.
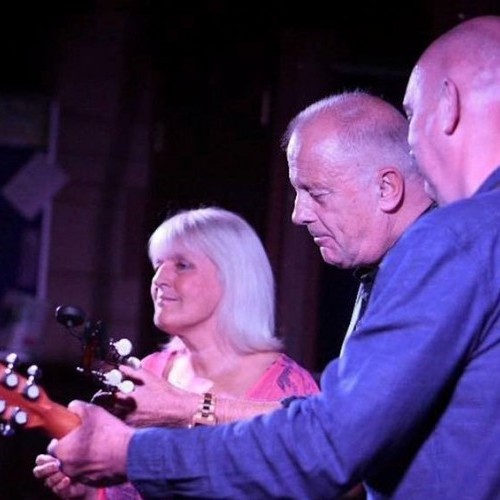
[283,90,421,182]
[148,206,282,354]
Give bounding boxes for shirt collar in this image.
[353,266,378,284]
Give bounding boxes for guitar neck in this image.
[0,361,81,438]
[28,397,81,439]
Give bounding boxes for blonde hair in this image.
[148,207,283,354]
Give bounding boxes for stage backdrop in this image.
[0,95,66,362]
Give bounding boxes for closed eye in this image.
[175,259,192,271]
[310,190,331,201]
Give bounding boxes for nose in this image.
[291,192,314,226]
[152,263,171,288]
[151,264,169,300]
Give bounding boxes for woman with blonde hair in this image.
[36,206,319,499]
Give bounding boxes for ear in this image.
[440,78,460,135]
[377,168,404,213]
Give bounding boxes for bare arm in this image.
[216,396,282,422]
[114,365,282,427]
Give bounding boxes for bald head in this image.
[422,16,500,87]
[403,15,500,204]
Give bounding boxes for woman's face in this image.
[150,242,223,336]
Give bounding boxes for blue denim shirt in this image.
[128,167,500,499]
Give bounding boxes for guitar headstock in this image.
[0,353,80,438]
[55,305,141,394]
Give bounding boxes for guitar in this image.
[0,353,80,438]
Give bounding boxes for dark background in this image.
[1,1,500,498]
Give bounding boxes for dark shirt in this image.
[128,167,500,499]
[351,266,378,327]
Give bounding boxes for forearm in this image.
[215,397,281,423]
[180,392,282,426]
[117,365,283,427]
[121,385,281,428]
[127,396,348,499]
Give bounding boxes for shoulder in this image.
[271,354,320,393]
[245,353,319,400]
[384,191,500,276]
[370,189,500,319]
[404,188,500,244]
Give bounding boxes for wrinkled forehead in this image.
[287,145,336,190]
[287,119,345,168]
[288,147,349,193]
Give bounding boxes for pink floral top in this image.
[102,347,319,499]
[142,347,319,399]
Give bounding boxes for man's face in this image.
[287,125,383,269]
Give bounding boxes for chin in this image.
[153,314,165,330]
[321,250,345,268]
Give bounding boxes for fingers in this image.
[33,454,62,480]
[34,452,88,498]
[119,364,146,382]
[35,453,61,467]
[44,470,68,488]
[46,473,85,499]
[33,457,72,497]
[48,474,72,497]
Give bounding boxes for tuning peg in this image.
[81,367,136,394]
[107,338,141,369]
[2,353,19,388]
[11,407,28,427]
[124,356,141,369]
[1,422,14,437]
[102,369,135,394]
[5,353,17,364]
[23,365,42,400]
[103,368,123,387]
[0,407,28,436]
[117,379,135,394]
[113,338,132,357]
